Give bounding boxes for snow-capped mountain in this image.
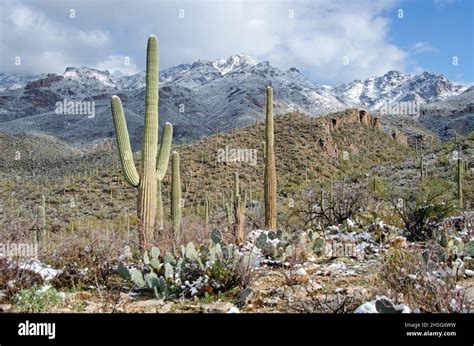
[0,72,38,92]
[330,70,465,110]
[0,53,470,146]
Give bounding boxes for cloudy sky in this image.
[0,0,472,85]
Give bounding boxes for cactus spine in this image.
[111,35,173,249]
[264,86,277,230]
[171,151,182,235]
[457,145,463,209]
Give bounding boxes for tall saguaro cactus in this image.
[232,172,246,244]
[420,154,424,182]
[39,194,46,230]
[264,86,277,230]
[204,198,209,234]
[457,145,463,209]
[111,35,173,249]
[171,151,182,235]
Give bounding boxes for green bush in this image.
[13,286,62,312]
[388,177,456,241]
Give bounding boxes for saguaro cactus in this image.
[204,198,209,234]
[111,35,173,249]
[232,172,246,244]
[39,194,46,229]
[420,154,424,182]
[264,86,277,230]
[457,146,463,209]
[157,180,164,230]
[171,151,182,235]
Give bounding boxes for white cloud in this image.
[410,42,439,55]
[0,2,112,75]
[1,0,409,84]
[94,55,139,77]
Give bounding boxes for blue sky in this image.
[386,0,473,84]
[0,0,472,85]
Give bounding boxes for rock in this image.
[158,303,173,313]
[354,296,411,314]
[118,246,133,261]
[127,299,166,313]
[53,308,75,313]
[0,304,12,312]
[263,297,281,307]
[0,290,6,303]
[84,302,101,313]
[18,260,62,281]
[464,257,474,270]
[465,269,474,277]
[292,267,309,282]
[452,258,465,278]
[236,288,254,307]
[202,301,235,313]
[227,306,240,313]
[390,236,407,248]
[354,301,378,313]
[391,129,408,146]
[306,280,324,294]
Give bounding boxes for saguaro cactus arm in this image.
[156,122,173,181]
[111,95,140,187]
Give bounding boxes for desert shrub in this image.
[41,229,126,289]
[13,286,62,312]
[285,178,370,229]
[378,243,469,313]
[388,177,456,241]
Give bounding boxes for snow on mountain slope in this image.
[330,70,464,110]
[0,53,469,146]
[0,72,38,92]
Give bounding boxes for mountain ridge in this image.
[0,53,472,146]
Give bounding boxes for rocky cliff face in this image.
[325,109,381,132]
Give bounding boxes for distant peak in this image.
[384,70,403,77]
[64,66,110,75]
[210,53,259,75]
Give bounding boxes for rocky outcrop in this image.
[327,109,382,131]
[25,74,64,90]
[391,129,408,146]
[20,89,62,109]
